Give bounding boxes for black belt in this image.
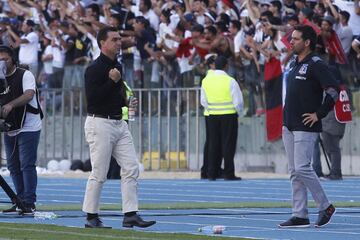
[88,114,122,120]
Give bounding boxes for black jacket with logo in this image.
[283,53,339,132]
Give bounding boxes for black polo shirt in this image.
[283,53,339,132]
[85,53,127,116]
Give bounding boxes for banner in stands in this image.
[264,57,283,142]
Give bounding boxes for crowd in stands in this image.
[0,0,359,117]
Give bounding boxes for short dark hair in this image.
[86,3,100,16]
[0,45,16,65]
[191,24,204,33]
[176,21,186,33]
[25,19,35,27]
[97,26,118,49]
[294,25,317,51]
[142,0,152,10]
[261,10,273,19]
[205,25,217,36]
[215,20,228,33]
[215,55,228,70]
[230,20,241,31]
[218,13,230,26]
[135,16,149,28]
[340,10,350,23]
[270,0,282,11]
[161,9,171,23]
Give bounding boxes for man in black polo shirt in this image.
[82,26,155,229]
[279,25,338,228]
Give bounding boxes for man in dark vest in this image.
[0,45,42,215]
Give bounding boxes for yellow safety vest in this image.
[202,71,236,115]
[122,81,133,120]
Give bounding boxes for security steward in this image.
[279,25,338,228]
[82,26,155,228]
[201,54,215,180]
[200,55,243,181]
[201,54,224,179]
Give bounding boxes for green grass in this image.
[31,201,360,212]
[1,201,359,240]
[0,222,251,240]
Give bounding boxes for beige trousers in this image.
[82,116,139,214]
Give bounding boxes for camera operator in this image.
[0,45,42,215]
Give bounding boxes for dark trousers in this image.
[201,116,209,178]
[201,116,224,178]
[321,132,342,177]
[207,114,238,178]
[5,131,41,205]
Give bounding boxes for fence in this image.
[36,87,204,169]
[2,87,360,174]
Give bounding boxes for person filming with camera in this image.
[0,45,42,215]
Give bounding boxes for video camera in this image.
[0,60,11,132]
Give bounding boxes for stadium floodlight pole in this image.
[0,174,25,211]
[319,138,331,172]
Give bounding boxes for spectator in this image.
[6,19,39,79]
[132,0,159,31]
[269,0,283,19]
[204,10,217,27]
[40,33,53,89]
[353,36,360,59]
[336,10,353,56]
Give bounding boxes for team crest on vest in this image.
[298,64,308,75]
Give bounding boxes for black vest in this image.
[4,68,42,131]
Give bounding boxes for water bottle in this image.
[128,96,136,121]
[34,211,58,220]
[198,225,226,234]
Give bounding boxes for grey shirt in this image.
[335,24,354,55]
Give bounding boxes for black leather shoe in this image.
[85,217,112,228]
[123,214,156,228]
[315,204,336,228]
[224,175,242,180]
[278,216,310,228]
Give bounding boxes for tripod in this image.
[0,174,25,211]
[0,133,25,212]
[319,138,331,172]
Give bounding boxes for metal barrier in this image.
[37,88,87,167]
[35,87,203,170]
[130,88,202,170]
[2,87,360,174]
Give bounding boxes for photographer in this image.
[0,45,42,215]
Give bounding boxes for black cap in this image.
[215,55,228,70]
[25,19,35,27]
